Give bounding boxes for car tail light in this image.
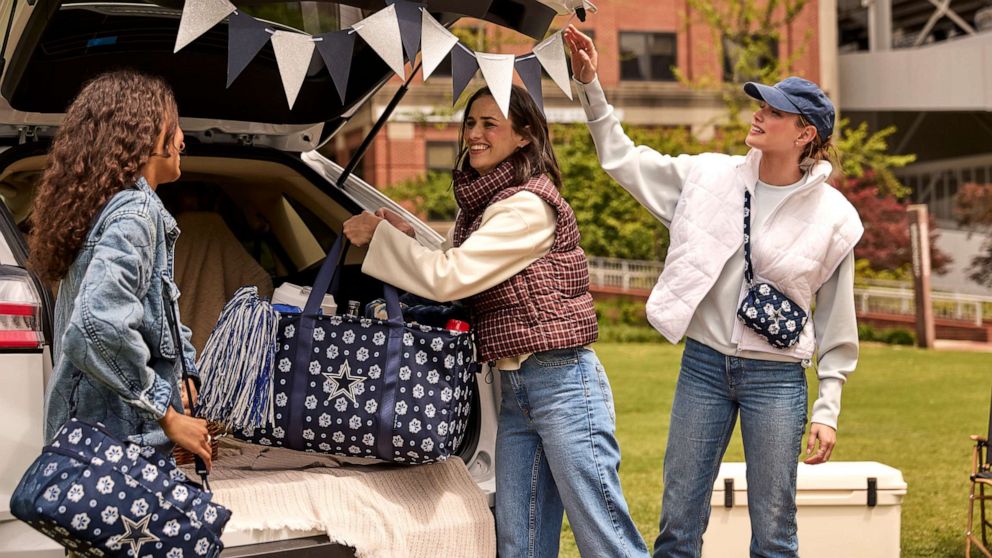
[0,268,43,350]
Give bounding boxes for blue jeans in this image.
[495,347,649,557]
[653,339,807,558]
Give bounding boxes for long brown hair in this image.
[28,70,179,282]
[458,85,563,189]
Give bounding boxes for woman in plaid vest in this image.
[344,86,649,557]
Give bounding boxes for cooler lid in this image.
[712,461,907,492]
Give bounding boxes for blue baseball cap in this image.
[743,77,835,141]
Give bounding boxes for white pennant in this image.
[476,53,516,119]
[354,4,405,79]
[174,0,236,53]
[533,31,573,100]
[270,31,316,110]
[420,9,459,80]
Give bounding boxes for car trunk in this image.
[0,141,493,555]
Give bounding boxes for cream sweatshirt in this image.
[361,191,557,370]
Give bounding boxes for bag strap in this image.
[163,291,211,489]
[743,190,754,287]
[304,236,403,322]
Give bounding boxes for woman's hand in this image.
[803,423,836,465]
[159,407,212,470]
[375,208,416,238]
[343,211,384,247]
[563,24,599,85]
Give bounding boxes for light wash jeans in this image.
[653,338,807,558]
[495,347,649,557]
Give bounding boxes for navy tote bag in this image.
[198,237,479,464]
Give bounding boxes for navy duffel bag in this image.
[197,237,479,464]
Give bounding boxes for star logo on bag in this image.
[767,306,787,330]
[323,360,366,405]
[118,514,160,555]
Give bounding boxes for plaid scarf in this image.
[452,161,517,246]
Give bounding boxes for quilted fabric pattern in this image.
[238,313,477,464]
[11,418,230,557]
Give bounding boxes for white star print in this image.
[322,360,367,405]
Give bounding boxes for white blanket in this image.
[186,441,495,558]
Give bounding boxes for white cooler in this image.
[703,461,907,557]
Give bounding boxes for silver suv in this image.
[0,0,561,554]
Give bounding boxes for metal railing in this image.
[588,257,992,326]
[587,256,664,292]
[854,285,992,326]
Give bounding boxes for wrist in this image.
[158,406,176,427]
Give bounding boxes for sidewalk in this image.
[933,339,992,352]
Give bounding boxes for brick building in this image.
[323,0,834,189]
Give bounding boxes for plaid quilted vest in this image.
[452,162,598,362]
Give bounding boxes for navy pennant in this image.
[451,45,478,104]
[515,56,544,113]
[316,30,357,103]
[389,0,424,63]
[227,11,271,88]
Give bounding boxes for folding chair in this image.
[967,386,992,557]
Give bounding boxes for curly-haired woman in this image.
[30,70,212,468]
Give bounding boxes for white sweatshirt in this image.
[575,76,858,430]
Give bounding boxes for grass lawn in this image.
[555,342,991,557]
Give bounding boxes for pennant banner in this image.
[515,56,544,113]
[391,0,424,63]
[174,0,235,53]
[174,0,577,112]
[420,6,458,79]
[316,30,357,103]
[451,45,479,105]
[354,4,406,79]
[226,11,270,87]
[533,31,573,100]
[476,53,516,118]
[271,30,316,109]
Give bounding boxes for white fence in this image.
[855,284,992,326]
[587,257,664,292]
[587,258,992,326]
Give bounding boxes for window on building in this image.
[722,34,779,82]
[619,32,677,82]
[426,141,459,172]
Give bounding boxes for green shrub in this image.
[595,298,650,328]
[597,324,662,344]
[858,323,915,345]
[858,323,877,342]
[880,328,915,345]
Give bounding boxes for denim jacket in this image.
[44,177,199,452]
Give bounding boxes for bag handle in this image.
[304,236,403,323]
[163,293,212,489]
[743,190,754,287]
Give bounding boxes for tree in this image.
[385,171,457,221]
[955,183,992,286]
[553,124,696,260]
[836,173,950,278]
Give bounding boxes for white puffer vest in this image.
[647,150,864,360]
